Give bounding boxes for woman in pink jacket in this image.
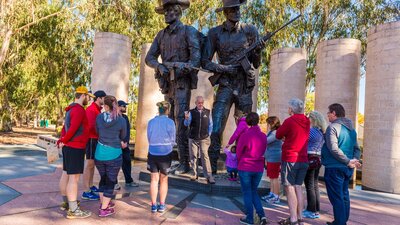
[225,113,248,149]
[236,112,268,225]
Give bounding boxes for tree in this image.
[305,92,315,114]
[0,0,398,135]
[357,112,364,125]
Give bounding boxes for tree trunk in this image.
[0,89,13,132]
[0,29,13,70]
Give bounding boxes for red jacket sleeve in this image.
[61,126,66,137]
[86,107,98,137]
[228,120,248,145]
[276,118,289,140]
[61,107,85,144]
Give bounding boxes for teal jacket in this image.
[321,117,361,168]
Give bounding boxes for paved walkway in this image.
[0,145,399,225]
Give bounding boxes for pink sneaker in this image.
[232,177,238,181]
[99,201,115,209]
[98,207,115,217]
[228,177,234,181]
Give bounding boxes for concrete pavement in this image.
[0,145,399,225]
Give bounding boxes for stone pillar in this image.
[91,32,131,101]
[315,39,361,125]
[363,21,400,193]
[268,48,307,121]
[134,44,164,160]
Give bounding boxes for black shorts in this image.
[281,161,309,186]
[85,138,98,160]
[147,153,172,175]
[62,146,85,174]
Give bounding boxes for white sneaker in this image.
[267,194,280,204]
[114,184,121,190]
[261,193,274,201]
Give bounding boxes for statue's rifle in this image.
[209,14,302,86]
[163,62,210,81]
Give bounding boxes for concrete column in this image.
[91,32,131,101]
[363,21,400,193]
[134,44,164,160]
[315,39,361,125]
[268,48,307,121]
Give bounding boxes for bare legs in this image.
[150,172,168,205]
[285,185,304,223]
[99,193,111,209]
[59,171,80,210]
[82,159,95,192]
[270,178,280,196]
[159,174,168,204]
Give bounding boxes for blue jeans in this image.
[238,170,265,223]
[227,166,238,178]
[324,167,354,225]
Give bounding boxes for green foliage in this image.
[305,92,315,115]
[357,112,365,125]
[0,0,398,135]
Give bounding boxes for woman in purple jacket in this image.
[236,112,268,225]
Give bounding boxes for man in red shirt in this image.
[82,90,106,200]
[58,86,94,219]
[276,98,310,225]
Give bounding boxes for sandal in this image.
[298,218,305,225]
[278,218,298,225]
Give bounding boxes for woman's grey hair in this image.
[288,98,304,114]
[309,111,328,133]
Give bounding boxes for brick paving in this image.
[1,145,399,225]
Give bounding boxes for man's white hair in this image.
[195,96,204,103]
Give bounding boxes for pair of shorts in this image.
[85,138,98,160]
[266,162,281,179]
[281,161,309,186]
[147,153,172,175]
[62,146,85,174]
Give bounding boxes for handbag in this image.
[308,154,321,170]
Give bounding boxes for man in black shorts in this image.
[82,90,106,200]
[276,98,310,225]
[58,86,94,219]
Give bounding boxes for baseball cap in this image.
[118,100,129,107]
[76,86,95,98]
[94,90,107,98]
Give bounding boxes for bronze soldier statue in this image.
[202,0,263,174]
[145,0,201,174]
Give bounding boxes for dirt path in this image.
[0,127,56,145]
